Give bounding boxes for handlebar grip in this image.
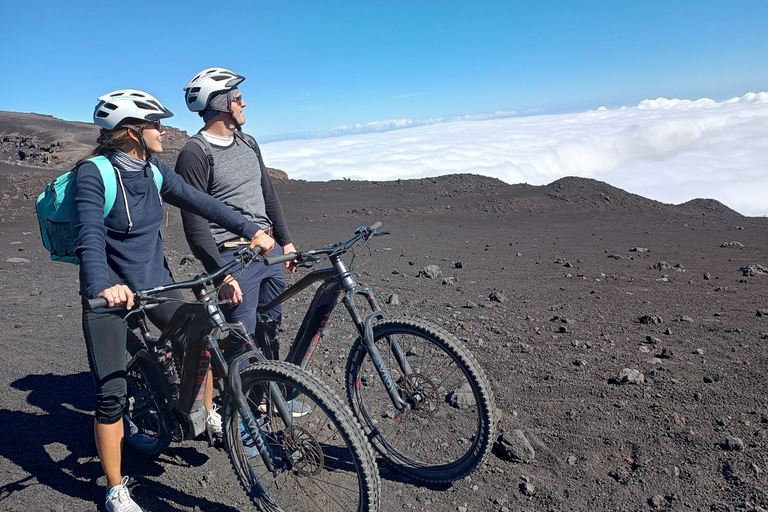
[85,297,109,310]
[369,221,382,231]
[264,252,298,266]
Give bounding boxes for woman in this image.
[76,89,274,512]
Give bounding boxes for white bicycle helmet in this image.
[93,89,173,130]
[183,68,245,112]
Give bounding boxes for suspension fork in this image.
[227,348,291,473]
[344,288,413,411]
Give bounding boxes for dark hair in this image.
[74,127,135,169]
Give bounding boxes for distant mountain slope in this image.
[0,111,287,180]
[0,112,743,218]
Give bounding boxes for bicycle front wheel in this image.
[346,317,496,483]
[223,360,380,512]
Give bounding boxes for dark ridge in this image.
[678,197,744,218]
[0,111,286,181]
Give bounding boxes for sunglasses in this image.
[127,120,163,133]
[143,120,163,131]
[232,96,244,106]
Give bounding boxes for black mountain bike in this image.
[85,247,380,512]
[259,222,496,483]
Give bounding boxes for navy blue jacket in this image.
[74,155,259,299]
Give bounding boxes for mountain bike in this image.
[260,222,496,483]
[85,247,380,512]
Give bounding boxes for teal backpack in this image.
[36,156,163,264]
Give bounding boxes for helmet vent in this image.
[133,101,157,111]
[95,111,109,118]
[104,103,118,111]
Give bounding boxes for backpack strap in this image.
[84,156,164,217]
[148,162,164,193]
[189,133,215,193]
[86,156,118,217]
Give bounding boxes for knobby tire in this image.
[223,360,380,512]
[345,317,496,483]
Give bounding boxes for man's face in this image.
[231,94,247,126]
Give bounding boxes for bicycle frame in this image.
[122,252,298,474]
[260,253,414,412]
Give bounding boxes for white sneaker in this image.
[258,398,311,418]
[105,477,143,512]
[206,404,223,444]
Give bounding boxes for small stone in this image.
[6,257,30,264]
[489,291,507,303]
[519,482,535,496]
[454,261,463,269]
[387,294,400,305]
[617,368,645,385]
[639,315,663,324]
[419,265,442,279]
[725,436,744,451]
[493,430,535,463]
[649,495,666,508]
[659,347,674,359]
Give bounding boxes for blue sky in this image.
[1,1,765,141]
[2,1,767,215]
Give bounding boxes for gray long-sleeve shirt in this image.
[175,133,292,272]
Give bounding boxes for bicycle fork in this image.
[225,325,302,474]
[343,287,422,415]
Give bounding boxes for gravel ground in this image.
[1,163,767,512]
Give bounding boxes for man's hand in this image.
[219,275,244,305]
[98,284,134,309]
[249,229,275,255]
[283,243,298,273]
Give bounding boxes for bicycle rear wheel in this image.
[345,317,496,483]
[123,349,174,455]
[223,360,380,512]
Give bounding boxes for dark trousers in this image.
[82,290,182,424]
[220,244,286,361]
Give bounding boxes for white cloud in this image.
[263,92,768,216]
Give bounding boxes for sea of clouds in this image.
[263,92,768,216]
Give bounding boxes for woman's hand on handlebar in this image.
[283,243,298,273]
[219,275,244,305]
[250,229,275,255]
[98,284,134,309]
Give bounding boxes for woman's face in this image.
[141,121,165,154]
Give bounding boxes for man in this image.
[175,68,308,421]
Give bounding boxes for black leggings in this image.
[82,290,182,424]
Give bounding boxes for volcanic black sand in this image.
[1,144,767,511]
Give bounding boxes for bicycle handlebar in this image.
[84,222,384,310]
[263,252,298,266]
[269,221,385,266]
[84,245,263,311]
